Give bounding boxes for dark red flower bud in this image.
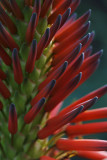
[24,98,45,124]
[25,39,37,73]
[26,13,37,44]
[31,80,56,106]
[12,48,23,84]
[37,28,50,60]
[8,104,17,134]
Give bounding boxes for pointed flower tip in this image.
[8,103,17,135]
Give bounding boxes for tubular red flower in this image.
[37,28,50,60]
[56,139,107,151]
[26,13,37,44]
[31,80,56,106]
[25,39,37,73]
[66,122,107,137]
[72,107,107,123]
[8,104,17,135]
[58,97,98,118]
[24,98,45,124]
[78,151,107,160]
[12,48,23,84]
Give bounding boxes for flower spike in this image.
[12,48,23,84]
[24,98,45,124]
[8,103,17,135]
[0,1,106,159]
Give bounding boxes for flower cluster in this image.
[0,0,107,160]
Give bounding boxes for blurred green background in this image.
[62,0,107,159]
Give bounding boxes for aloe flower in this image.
[0,0,107,159]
